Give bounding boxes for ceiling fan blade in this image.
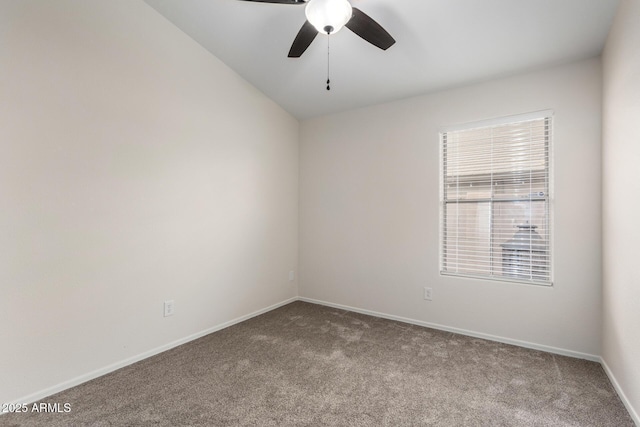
[345,7,395,51]
[237,0,305,4]
[288,20,318,58]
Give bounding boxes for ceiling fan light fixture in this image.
[305,0,352,34]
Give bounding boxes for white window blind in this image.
[440,113,552,285]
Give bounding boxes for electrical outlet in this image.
[423,287,433,301]
[164,300,175,317]
[289,270,295,281]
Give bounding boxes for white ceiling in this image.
[145,0,620,119]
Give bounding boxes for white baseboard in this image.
[600,358,640,426]
[4,297,298,410]
[298,297,600,362]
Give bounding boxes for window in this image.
[440,111,552,285]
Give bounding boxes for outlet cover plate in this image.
[164,300,175,317]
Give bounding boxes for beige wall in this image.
[602,0,640,422]
[300,58,603,358]
[0,0,298,404]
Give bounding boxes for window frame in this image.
[439,111,554,286]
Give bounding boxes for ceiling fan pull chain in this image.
[326,32,330,91]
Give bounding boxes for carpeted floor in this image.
[3,301,634,426]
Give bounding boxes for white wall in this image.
[602,0,640,422]
[300,58,603,357]
[0,0,298,404]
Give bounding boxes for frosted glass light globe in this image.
[305,0,353,34]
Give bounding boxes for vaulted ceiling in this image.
[145,0,620,119]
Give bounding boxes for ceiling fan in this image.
[238,0,396,58]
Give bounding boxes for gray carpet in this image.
[3,301,634,426]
